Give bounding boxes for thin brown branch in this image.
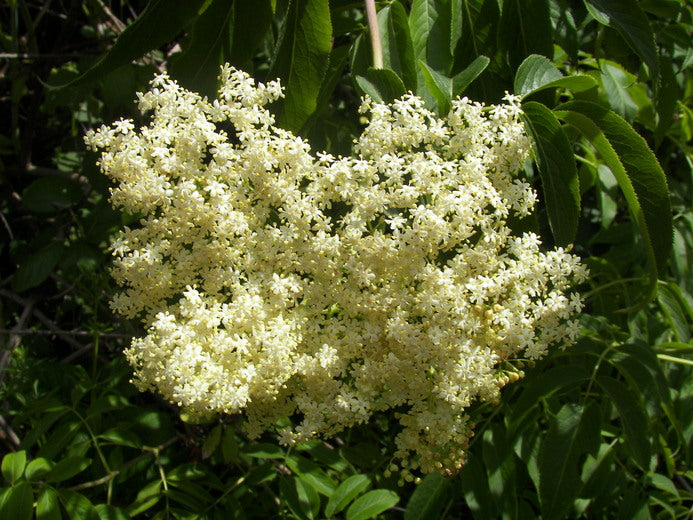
[0,298,35,385]
[0,414,21,451]
[68,436,180,491]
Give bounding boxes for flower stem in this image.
[364,0,383,69]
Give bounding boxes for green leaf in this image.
[481,424,517,515]
[599,61,638,121]
[125,481,161,517]
[451,55,490,97]
[355,68,407,104]
[409,0,454,75]
[521,101,580,245]
[515,54,597,98]
[36,487,62,520]
[93,504,130,520]
[55,0,208,89]
[378,1,417,91]
[459,452,498,517]
[227,0,273,68]
[404,473,449,520]
[22,176,83,213]
[201,425,222,459]
[2,451,26,484]
[44,456,92,483]
[12,240,65,293]
[99,428,142,449]
[583,0,659,83]
[596,376,651,468]
[286,454,337,497]
[555,101,672,294]
[25,458,54,481]
[280,476,320,520]
[657,282,693,343]
[508,364,591,435]
[346,489,399,520]
[498,0,553,71]
[221,427,239,464]
[168,0,235,97]
[538,402,601,520]
[515,55,562,97]
[270,0,332,132]
[419,60,452,115]
[0,482,33,520]
[242,442,285,459]
[325,474,371,517]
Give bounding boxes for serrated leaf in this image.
[99,428,142,449]
[355,68,407,104]
[12,241,65,293]
[93,504,130,520]
[596,376,651,468]
[270,0,332,132]
[36,487,61,520]
[657,282,693,343]
[599,61,638,121]
[286,454,336,497]
[1,482,33,520]
[419,60,452,115]
[243,442,284,459]
[515,55,562,97]
[583,0,659,84]
[482,424,517,515]
[221,427,239,464]
[44,456,92,483]
[280,476,320,520]
[201,425,222,459]
[409,0,454,75]
[25,458,54,481]
[227,0,273,68]
[451,55,490,97]
[459,452,498,517]
[125,481,161,516]
[55,0,208,89]
[521,101,580,245]
[555,101,672,295]
[538,402,601,520]
[22,176,83,213]
[404,473,449,520]
[499,0,553,71]
[168,0,234,97]
[325,474,371,517]
[346,489,399,520]
[379,1,417,91]
[508,358,591,435]
[2,451,26,484]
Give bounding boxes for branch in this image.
[364,0,383,69]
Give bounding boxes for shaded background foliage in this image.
[0,0,692,518]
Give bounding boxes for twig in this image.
[0,212,13,241]
[0,299,35,385]
[68,436,180,491]
[676,474,693,495]
[0,414,21,450]
[61,343,95,364]
[364,0,383,69]
[0,289,84,351]
[0,329,130,339]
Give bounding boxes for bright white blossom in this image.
[85,65,587,476]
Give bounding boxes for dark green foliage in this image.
[1,0,692,518]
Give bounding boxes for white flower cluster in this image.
[85,65,587,477]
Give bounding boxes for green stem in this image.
[364,0,383,69]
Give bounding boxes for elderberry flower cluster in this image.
[85,65,587,477]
